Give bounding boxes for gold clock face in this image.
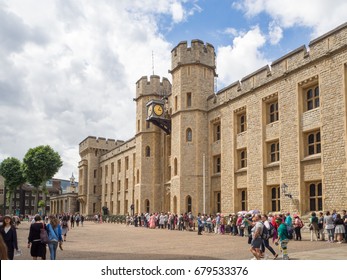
[154,104,163,116]
[147,105,153,116]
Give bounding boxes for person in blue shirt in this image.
[285,212,292,227]
[275,218,289,260]
[46,215,63,260]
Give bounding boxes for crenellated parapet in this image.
[79,136,125,155]
[135,75,171,99]
[212,21,347,108]
[171,39,216,73]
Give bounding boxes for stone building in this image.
[78,23,347,216]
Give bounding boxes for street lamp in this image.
[281,183,293,199]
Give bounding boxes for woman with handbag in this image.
[27,215,46,260]
[46,215,63,260]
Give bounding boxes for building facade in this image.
[78,23,347,216]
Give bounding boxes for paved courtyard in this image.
[14,221,347,260]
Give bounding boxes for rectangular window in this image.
[309,182,323,211]
[241,190,247,211]
[118,159,121,173]
[174,96,178,111]
[237,111,247,133]
[305,86,320,111]
[186,92,192,107]
[93,185,97,194]
[214,155,221,174]
[111,182,114,194]
[94,169,97,178]
[214,122,221,141]
[111,163,114,175]
[268,101,279,123]
[125,178,129,190]
[268,141,280,163]
[117,180,121,192]
[238,149,247,169]
[125,157,129,170]
[270,186,281,211]
[306,130,321,156]
[105,165,108,177]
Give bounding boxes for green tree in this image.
[0,157,26,214]
[23,145,63,214]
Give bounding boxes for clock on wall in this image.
[153,104,163,116]
[147,105,153,117]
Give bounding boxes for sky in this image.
[1,0,346,181]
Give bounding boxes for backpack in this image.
[261,223,270,240]
[268,222,275,238]
[286,224,294,240]
[62,220,68,228]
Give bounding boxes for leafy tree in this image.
[23,145,63,214]
[0,157,25,214]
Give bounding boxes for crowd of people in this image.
[0,209,345,260]
[125,209,347,260]
[0,212,83,260]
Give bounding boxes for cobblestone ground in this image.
[14,221,346,260]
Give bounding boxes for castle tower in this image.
[134,75,171,213]
[169,40,216,214]
[78,137,122,215]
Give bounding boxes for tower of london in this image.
[71,23,347,216]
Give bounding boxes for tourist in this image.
[275,218,290,260]
[46,215,63,260]
[324,211,335,243]
[70,214,75,228]
[249,214,263,260]
[309,212,319,241]
[61,216,69,241]
[197,213,203,235]
[293,214,303,241]
[318,212,325,240]
[81,214,85,227]
[0,215,19,260]
[261,214,278,259]
[333,214,345,244]
[27,215,46,260]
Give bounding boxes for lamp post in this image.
[281,183,292,199]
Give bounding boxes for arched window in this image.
[145,146,151,157]
[186,195,192,213]
[145,199,150,213]
[174,158,178,176]
[186,128,192,142]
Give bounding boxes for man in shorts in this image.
[250,214,264,260]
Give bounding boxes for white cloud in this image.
[223,27,239,37]
[0,0,195,181]
[268,21,283,45]
[216,26,268,89]
[234,0,347,38]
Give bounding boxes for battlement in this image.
[171,39,216,72]
[135,75,171,99]
[79,136,125,154]
[212,21,347,107]
[99,137,136,162]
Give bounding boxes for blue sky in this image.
[0,0,346,180]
